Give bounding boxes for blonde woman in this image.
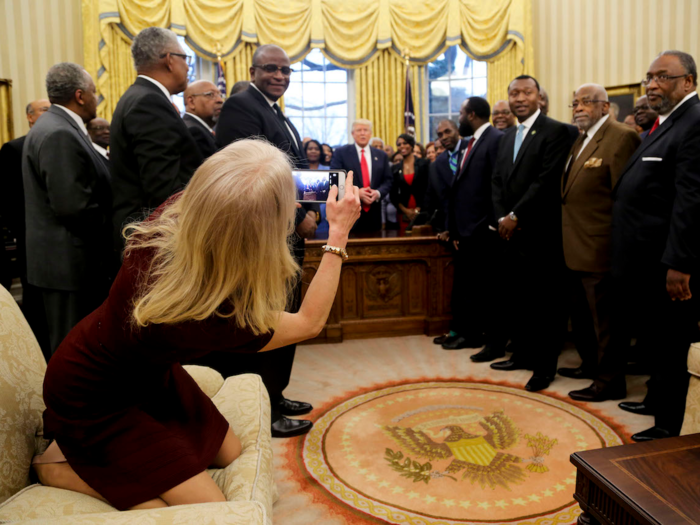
[34,139,360,510]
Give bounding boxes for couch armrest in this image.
[183,365,225,398]
[20,500,267,524]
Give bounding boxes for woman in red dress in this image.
[33,139,361,510]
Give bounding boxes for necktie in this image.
[448,149,459,176]
[273,103,298,148]
[513,124,526,162]
[360,148,371,212]
[648,117,660,135]
[563,133,586,188]
[459,137,476,171]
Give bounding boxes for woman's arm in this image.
[259,172,361,351]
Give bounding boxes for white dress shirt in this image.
[658,91,698,125]
[250,83,298,149]
[472,122,491,144]
[516,108,541,138]
[137,74,172,101]
[54,104,88,135]
[185,111,214,133]
[355,143,380,197]
[576,113,609,160]
[92,142,109,159]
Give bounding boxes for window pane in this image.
[450,80,471,112]
[301,55,324,82]
[302,83,326,117]
[430,81,450,113]
[473,60,487,77]
[326,118,347,146]
[325,64,347,83]
[473,77,487,98]
[284,83,303,116]
[326,84,347,116]
[451,50,472,79]
[304,117,325,142]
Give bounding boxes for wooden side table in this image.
[571,434,700,524]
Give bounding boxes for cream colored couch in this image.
[0,285,275,524]
[681,342,700,435]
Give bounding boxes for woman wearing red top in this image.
[391,134,430,234]
[33,139,361,510]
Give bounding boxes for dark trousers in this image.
[22,277,51,362]
[191,275,303,424]
[40,287,105,356]
[596,269,699,434]
[352,203,382,233]
[503,234,567,377]
[450,228,506,346]
[567,270,612,374]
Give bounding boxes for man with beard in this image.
[633,94,659,138]
[183,80,222,160]
[491,100,516,131]
[444,97,505,354]
[574,51,700,441]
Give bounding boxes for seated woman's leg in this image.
[159,471,226,506]
[210,426,241,468]
[34,462,108,503]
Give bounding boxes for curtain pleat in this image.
[0,80,14,144]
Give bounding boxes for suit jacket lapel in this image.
[247,86,303,160]
[456,128,489,182]
[563,118,610,196]
[508,113,544,179]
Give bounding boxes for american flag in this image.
[216,59,227,98]
[404,68,415,135]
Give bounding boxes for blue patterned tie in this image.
[448,149,459,176]
[513,124,526,162]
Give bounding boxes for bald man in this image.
[0,98,52,356]
[633,95,659,138]
[491,100,515,130]
[560,84,641,400]
[183,80,222,160]
[87,117,111,168]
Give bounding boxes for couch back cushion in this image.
[0,286,46,502]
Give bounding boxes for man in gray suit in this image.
[23,63,113,355]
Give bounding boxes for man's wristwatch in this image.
[509,212,518,222]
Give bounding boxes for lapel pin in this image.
[374,157,378,161]
[531,130,537,135]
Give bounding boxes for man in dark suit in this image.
[183,80,221,160]
[330,119,392,232]
[0,99,52,359]
[204,44,317,438]
[580,51,700,441]
[445,98,505,355]
[87,117,111,172]
[633,95,659,138]
[555,84,640,394]
[23,63,112,356]
[110,27,202,250]
[489,75,577,392]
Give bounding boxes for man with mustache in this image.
[183,80,222,160]
[633,94,659,138]
[577,51,700,441]
[489,75,577,392]
[491,100,516,131]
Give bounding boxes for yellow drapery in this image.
[0,79,14,144]
[83,0,533,134]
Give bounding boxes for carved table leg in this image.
[578,511,601,525]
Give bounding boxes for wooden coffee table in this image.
[571,434,700,524]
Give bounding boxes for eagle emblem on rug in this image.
[383,409,552,490]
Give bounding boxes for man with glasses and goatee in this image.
[110,27,202,253]
[202,44,317,439]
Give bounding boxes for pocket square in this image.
[642,157,663,161]
[584,157,603,169]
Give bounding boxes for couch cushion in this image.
[182,365,225,398]
[0,484,115,521]
[687,342,700,377]
[0,286,47,503]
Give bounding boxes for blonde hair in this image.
[124,139,299,335]
[352,118,373,131]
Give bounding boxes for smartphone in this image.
[292,169,346,203]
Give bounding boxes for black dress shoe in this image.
[442,336,484,350]
[490,359,530,371]
[557,366,596,380]
[470,345,506,363]
[433,333,453,345]
[568,382,626,402]
[618,401,654,416]
[279,397,313,416]
[525,375,553,392]
[631,426,672,442]
[271,417,313,438]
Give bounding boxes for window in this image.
[426,46,487,140]
[286,49,350,147]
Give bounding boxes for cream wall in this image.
[532,0,700,123]
[0,0,83,138]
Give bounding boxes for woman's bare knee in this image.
[34,463,107,503]
[129,497,168,510]
[211,427,241,469]
[160,471,226,506]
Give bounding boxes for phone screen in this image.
[292,170,346,202]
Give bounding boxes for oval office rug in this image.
[295,379,624,524]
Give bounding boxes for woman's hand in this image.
[325,171,361,238]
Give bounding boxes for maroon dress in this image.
[42,214,272,509]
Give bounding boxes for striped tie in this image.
[448,150,459,176]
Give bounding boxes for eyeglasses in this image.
[253,64,294,76]
[191,91,222,100]
[492,110,512,116]
[641,74,687,86]
[568,99,606,109]
[160,52,193,66]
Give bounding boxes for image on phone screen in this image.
[292,170,346,202]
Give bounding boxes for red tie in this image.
[648,117,660,135]
[360,148,371,212]
[460,137,476,171]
